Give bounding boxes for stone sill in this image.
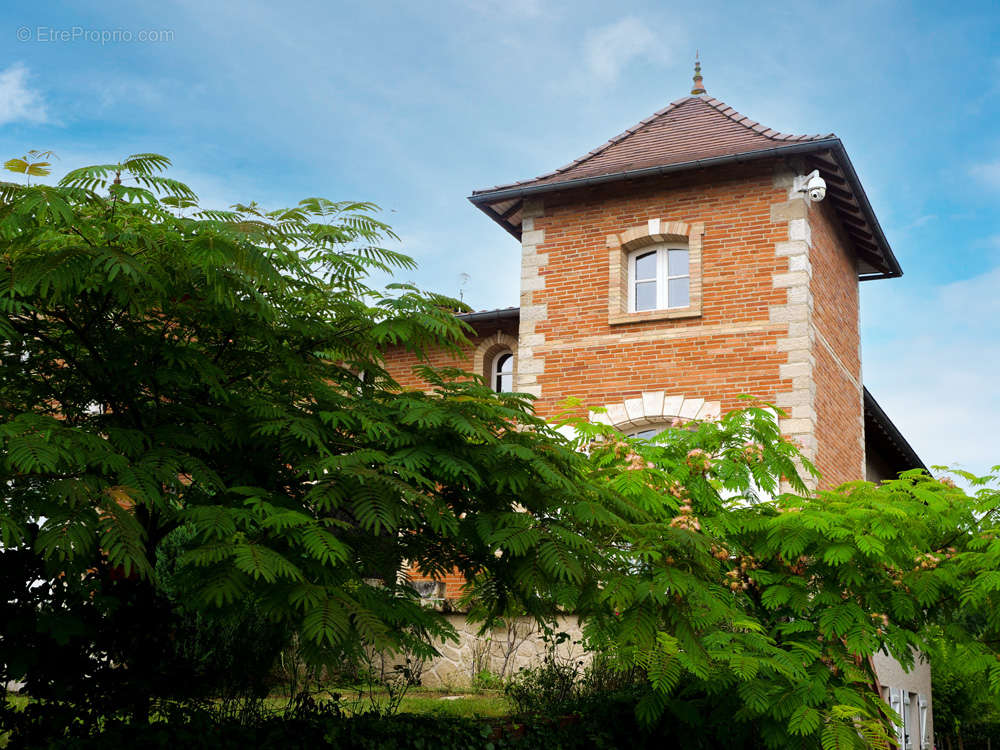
[608,308,702,325]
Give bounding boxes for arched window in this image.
[628,246,690,312]
[474,333,518,394]
[492,351,514,392]
[627,425,666,441]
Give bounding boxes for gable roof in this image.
[469,95,902,280]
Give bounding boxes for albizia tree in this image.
[1,153,999,749]
[0,153,609,715]
[564,413,1000,748]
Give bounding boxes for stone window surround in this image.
[607,219,705,325]
[588,391,721,430]
[472,331,519,389]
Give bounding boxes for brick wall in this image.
[382,317,519,391]
[808,198,864,487]
[383,157,868,591]
[518,162,794,420]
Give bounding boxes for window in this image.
[492,351,514,392]
[627,426,666,441]
[889,688,914,750]
[475,333,518,394]
[918,695,928,750]
[628,247,690,312]
[607,219,703,325]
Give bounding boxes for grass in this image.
[397,689,510,718]
[263,685,512,719]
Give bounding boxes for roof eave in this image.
[825,141,903,280]
[864,387,927,473]
[469,138,902,281]
[455,307,521,324]
[469,139,840,205]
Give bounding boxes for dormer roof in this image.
[469,95,902,280]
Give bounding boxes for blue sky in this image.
[1,0,998,475]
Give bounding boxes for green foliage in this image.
[2,689,685,749]
[153,525,290,715]
[926,631,1000,747]
[0,153,609,731]
[505,651,582,715]
[472,669,505,692]
[6,152,1000,749]
[3,150,56,184]
[503,633,641,718]
[0,700,605,750]
[556,409,1000,748]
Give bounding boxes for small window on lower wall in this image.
[627,426,667,441]
[492,351,514,392]
[888,688,919,750]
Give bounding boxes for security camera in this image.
[794,169,827,202]
[806,172,827,202]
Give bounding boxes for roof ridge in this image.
[697,96,831,142]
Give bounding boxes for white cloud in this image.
[583,17,671,86]
[0,64,49,126]
[908,214,937,229]
[970,159,1000,189]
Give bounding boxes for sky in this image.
[0,0,998,475]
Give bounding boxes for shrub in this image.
[504,632,584,716]
[472,670,504,692]
[0,697,653,750]
[154,525,290,715]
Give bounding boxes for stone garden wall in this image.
[419,615,588,689]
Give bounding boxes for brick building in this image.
[384,69,930,746]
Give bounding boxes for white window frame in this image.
[918,694,928,750]
[889,689,905,748]
[627,245,690,313]
[491,350,514,393]
[903,690,912,749]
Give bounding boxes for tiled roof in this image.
[469,94,901,280]
[473,96,832,194]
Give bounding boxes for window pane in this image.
[668,249,689,277]
[633,251,656,281]
[493,352,514,392]
[635,280,656,311]
[667,277,689,308]
[629,428,661,440]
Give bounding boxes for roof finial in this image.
[691,51,706,95]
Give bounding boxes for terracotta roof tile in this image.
[468,94,902,280]
[473,96,833,195]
